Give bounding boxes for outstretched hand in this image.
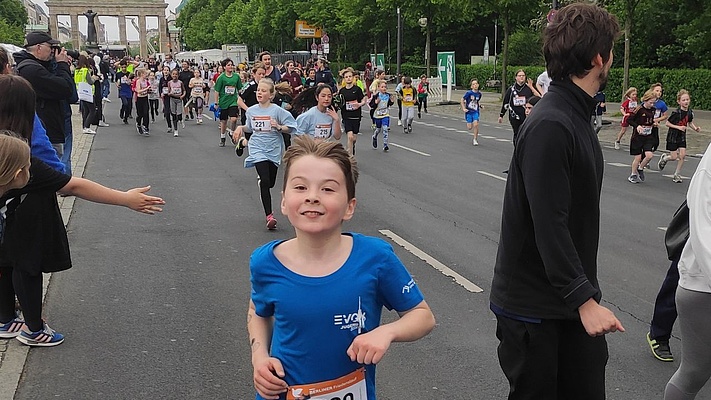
[125,186,165,214]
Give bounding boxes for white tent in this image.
[1,43,25,65]
[193,49,223,63]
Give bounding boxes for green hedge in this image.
[399,63,711,110]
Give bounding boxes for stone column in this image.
[70,13,80,50]
[49,13,59,39]
[158,14,168,54]
[139,14,148,57]
[118,16,127,47]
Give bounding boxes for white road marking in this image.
[389,143,431,156]
[481,135,495,139]
[495,138,511,142]
[608,162,630,167]
[379,229,484,293]
[658,227,668,232]
[477,170,507,182]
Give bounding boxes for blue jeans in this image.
[101,78,111,99]
[61,101,73,175]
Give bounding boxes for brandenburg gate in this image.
[46,0,169,57]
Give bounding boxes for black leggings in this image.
[417,97,428,112]
[0,267,44,332]
[136,97,149,129]
[149,99,160,120]
[397,99,402,120]
[255,161,278,216]
[120,96,132,120]
[163,97,172,128]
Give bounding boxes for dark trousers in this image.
[397,98,402,120]
[163,97,172,128]
[495,315,608,400]
[149,99,160,120]
[120,96,132,120]
[417,97,428,113]
[650,259,679,341]
[135,97,149,130]
[80,100,96,129]
[0,267,44,332]
[255,161,278,216]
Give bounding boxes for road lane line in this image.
[481,135,495,139]
[477,170,507,182]
[658,227,668,232]
[379,229,484,293]
[607,162,629,167]
[389,143,431,156]
[495,138,511,142]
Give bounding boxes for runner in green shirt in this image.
[213,58,243,147]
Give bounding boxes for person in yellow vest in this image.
[74,55,99,134]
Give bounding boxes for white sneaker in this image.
[102,97,111,103]
[84,128,96,134]
[173,129,179,137]
[197,118,203,124]
[397,120,402,126]
[614,141,620,150]
[181,121,186,129]
[98,121,109,127]
[472,138,479,146]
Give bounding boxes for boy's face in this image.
[171,71,178,80]
[281,155,356,235]
[679,94,690,109]
[344,72,354,85]
[471,81,479,90]
[309,70,315,79]
[379,83,387,93]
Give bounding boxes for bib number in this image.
[193,86,203,95]
[345,101,358,111]
[468,101,478,111]
[286,368,366,400]
[628,101,637,109]
[252,115,272,132]
[171,87,182,95]
[162,87,169,95]
[513,96,526,107]
[224,86,236,95]
[404,95,413,102]
[314,124,331,139]
[641,126,652,136]
[375,107,387,117]
[121,76,129,84]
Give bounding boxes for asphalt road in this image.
[14,93,711,399]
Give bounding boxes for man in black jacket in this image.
[14,32,75,158]
[490,4,623,400]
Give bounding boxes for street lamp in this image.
[418,17,430,77]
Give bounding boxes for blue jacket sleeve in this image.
[31,113,65,173]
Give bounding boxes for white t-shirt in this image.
[536,71,551,95]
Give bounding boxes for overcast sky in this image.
[36,0,183,41]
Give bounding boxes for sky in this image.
[36,0,183,41]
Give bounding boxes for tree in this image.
[0,0,26,28]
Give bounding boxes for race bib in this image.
[404,94,413,102]
[314,123,331,139]
[654,110,661,118]
[162,87,169,95]
[192,86,203,94]
[641,126,653,136]
[628,101,637,109]
[375,107,388,117]
[345,101,358,111]
[121,76,129,84]
[171,87,182,95]
[468,101,478,111]
[513,96,526,107]
[252,115,272,132]
[225,86,236,95]
[286,368,366,400]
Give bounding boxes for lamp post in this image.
[396,7,401,77]
[418,17,429,77]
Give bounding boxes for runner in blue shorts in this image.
[462,79,482,146]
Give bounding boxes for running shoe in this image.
[658,154,668,171]
[383,145,389,152]
[372,135,377,149]
[98,121,109,127]
[637,168,645,182]
[102,97,111,103]
[144,127,150,136]
[167,128,173,134]
[646,332,673,362]
[0,315,24,338]
[614,141,620,150]
[173,128,179,137]
[181,120,186,129]
[266,213,277,230]
[672,174,682,183]
[473,138,479,146]
[136,123,143,135]
[235,139,245,157]
[220,137,226,147]
[418,112,421,119]
[197,118,203,124]
[628,174,640,184]
[408,124,412,134]
[397,120,402,126]
[16,322,64,347]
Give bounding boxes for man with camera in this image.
[14,32,76,159]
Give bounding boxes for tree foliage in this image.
[0,0,26,46]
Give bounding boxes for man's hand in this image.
[55,48,69,64]
[578,298,625,337]
[252,356,288,399]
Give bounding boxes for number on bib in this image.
[252,116,272,132]
[224,86,236,95]
[314,124,331,139]
[513,96,526,107]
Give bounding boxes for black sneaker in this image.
[637,168,645,182]
[383,145,389,152]
[647,332,673,362]
[372,135,377,149]
[143,126,150,136]
[408,124,412,134]
[123,118,128,125]
[658,154,668,171]
[235,139,245,156]
[219,137,226,147]
[418,112,421,119]
[136,123,143,135]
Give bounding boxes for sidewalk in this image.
[432,88,711,156]
[0,105,92,400]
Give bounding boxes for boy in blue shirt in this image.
[461,79,482,146]
[115,63,133,124]
[247,136,435,400]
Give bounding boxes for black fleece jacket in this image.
[491,79,604,320]
[14,50,75,144]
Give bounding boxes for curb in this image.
[0,105,93,400]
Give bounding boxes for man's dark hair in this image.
[221,58,233,68]
[543,3,620,81]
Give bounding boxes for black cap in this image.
[24,32,60,48]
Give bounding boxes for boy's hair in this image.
[420,74,426,79]
[650,82,662,90]
[251,62,266,74]
[221,58,233,67]
[470,78,478,86]
[677,89,690,102]
[307,68,316,75]
[282,136,359,200]
[0,75,36,143]
[403,76,412,85]
[543,3,619,81]
[0,131,30,186]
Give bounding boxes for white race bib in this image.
[162,87,169,95]
[404,94,413,102]
[468,101,478,111]
[252,115,272,132]
[345,101,358,111]
[121,76,129,84]
[641,126,653,136]
[224,86,236,95]
[314,123,331,139]
[171,87,182,95]
[628,101,637,109]
[513,96,526,107]
[192,86,203,95]
[286,368,366,400]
